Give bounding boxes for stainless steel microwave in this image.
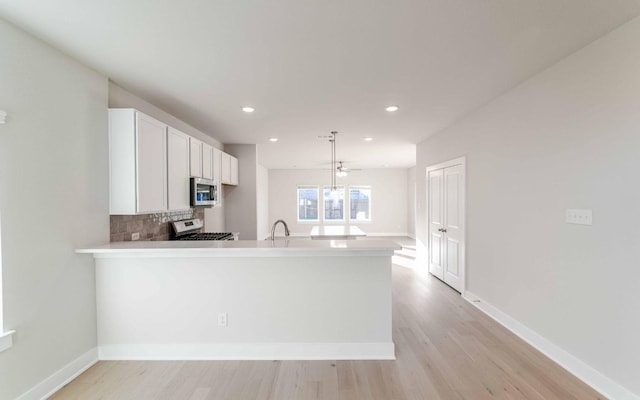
[190,177,218,207]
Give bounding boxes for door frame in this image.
[426,156,466,294]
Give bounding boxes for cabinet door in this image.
[230,155,239,185]
[136,112,167,213]
[189,137,202,177]
[167,127,191,210]
[202,142,213,180]
[213,148,222,184]
[221,152,231,184]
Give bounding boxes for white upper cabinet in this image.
[213,147,222,184]
[220,152,239,186]
[167,127,191,211]
[109,108,228,214]
[135,113,168,213]
[202,142,213,180]
[221,152,231,184]
[189,137,202,177]
[109,109,168,214]
[230,155,239,185]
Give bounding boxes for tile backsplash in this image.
[110,209,205,242]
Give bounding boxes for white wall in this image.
[269,169,409,236]
[406,167,416,238]
[224,144,258,240]
[0,18,109,399]
[256,164,269,240]
[416,16,640,397]
[109,82,223,149]
[108,82,226,231]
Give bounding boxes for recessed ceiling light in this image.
[269,137,278,142]
[242,106,255,113]
[385,105,399,112]
[364,137,373,141]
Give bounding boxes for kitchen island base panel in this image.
[95,255,393,360]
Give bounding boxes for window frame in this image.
[348,186,372,223]
[322,186,346,223]
[295,184,374,226]
[296,185,320,223]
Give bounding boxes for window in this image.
[297,185,372,224]
[350,187,371,222]
[297,186,319,221]
[323,186,345,221]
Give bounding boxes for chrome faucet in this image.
[271,219,290,240]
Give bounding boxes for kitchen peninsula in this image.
[78,239,399,361]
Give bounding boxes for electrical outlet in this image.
[131,232,140,240]
[218,312,228,327]
[565,209,593,225]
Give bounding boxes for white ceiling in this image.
[1,1,640,169]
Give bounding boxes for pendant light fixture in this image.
[329,131,338,192]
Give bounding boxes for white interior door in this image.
[443,164,463,292]
[427,158,465,293]
[428,169,444,280]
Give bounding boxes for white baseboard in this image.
[462,292,639,400]
[99,342,395,361]
[17,348,98,400]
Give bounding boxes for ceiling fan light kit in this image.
[336,161,349,177]
[329,133,359,185]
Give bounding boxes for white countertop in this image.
[310,225,366,239]
[77,239,399,258]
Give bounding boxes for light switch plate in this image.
[566,209,593,225]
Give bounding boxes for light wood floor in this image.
[51,265,604,400]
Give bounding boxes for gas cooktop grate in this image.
[178,232,235,241]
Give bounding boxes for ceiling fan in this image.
[336,161,361,177]
[327,131,363,190]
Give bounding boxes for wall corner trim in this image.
[462,292,640,400]
[16,348,98,400]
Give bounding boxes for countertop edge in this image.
[76,239,401,258]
